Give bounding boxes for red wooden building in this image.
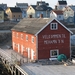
[11,18,73,61]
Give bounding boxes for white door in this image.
[28,48,30,58]
[18,44,20,53]
[31,49,34,60]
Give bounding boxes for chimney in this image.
[55,5,57,10]
[40,14,43,18]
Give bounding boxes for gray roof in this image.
[58,1,67,5]
[9,7,22,13]
[69,6,75,11]
[36,1,49,6]
[31,5,52,11]
[12,18,73,35]
[11,18,53,34]
[16,3,28,6]
[0,4,7,10]
[0,7,3,11]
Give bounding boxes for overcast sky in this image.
[0,0,75,8]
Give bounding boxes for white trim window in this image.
[21,34,23,40]
[26,35,28,41]
[16,33,18,38]
[50,23,58,30]
[50,50,59,57]
[32,36,34,43]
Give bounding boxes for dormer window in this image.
[50,23,58,30]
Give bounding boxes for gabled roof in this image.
[58,1,67,5]
[31,5,52,11]
[8,7,22,13]
[11,18,73,35]
[52,10,63,15]
[0,7,4,11]
[0,4,7,10]
[31,5,36,10]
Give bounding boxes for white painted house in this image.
[50,10,64,21]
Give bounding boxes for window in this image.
[16,33,18,38]
[23,46,25,51]
[32,37,34,43]
[21,34,23,40]
[14,15,15,17]
[19,15,20,17]
[65,14,67,17]
[50,23,58,30]
[16,44,18,47]
[26,35,28,41]
[30,8,31,9]
[59,15,61,18]
[50,50,59,57]
[31,49,35,56]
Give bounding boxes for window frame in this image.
[26,35,28,41]
[21,34,23,40]
[50,50,59,57]
[16,33,18,38]
[50,23,58,30]
[14,15,15,17]
[32,36,34,43]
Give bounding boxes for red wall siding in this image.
[12,31,37,60]
[38,20,70,59]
